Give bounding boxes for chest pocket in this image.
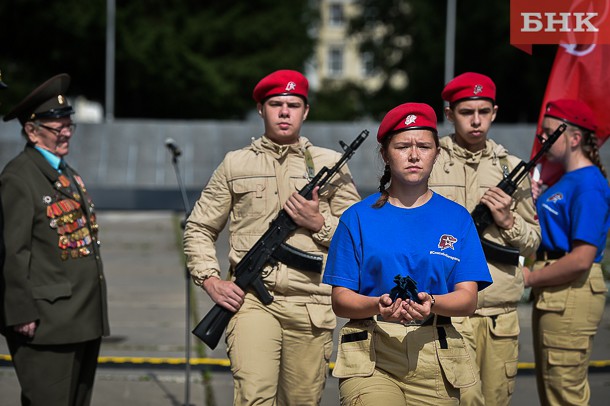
[290,176,308,192]
[230,177,268,218]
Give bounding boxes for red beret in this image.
[252,69,309,103]
[442,72,496,104]
[544,99,597,132]
[377,102,437,142]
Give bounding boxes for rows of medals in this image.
[46,198,98,261]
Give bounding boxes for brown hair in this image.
[581,130,607,178]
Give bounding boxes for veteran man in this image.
[0,73,109,406]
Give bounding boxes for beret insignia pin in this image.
[405,114,417,126]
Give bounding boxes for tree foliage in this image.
[347,0,557,122]
[1,1,556,122]
[1,0,318,119]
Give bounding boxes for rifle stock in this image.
[192,129,370,349]
[471,123,567,264]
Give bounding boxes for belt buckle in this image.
[403,319,425,326]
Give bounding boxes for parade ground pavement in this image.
[1,211,609,405]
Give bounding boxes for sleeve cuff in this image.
[191,269,221,287]
[499,215,524,242]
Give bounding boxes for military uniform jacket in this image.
[0,145,109,344]
[184,135,361,304]
[429,135,541,314]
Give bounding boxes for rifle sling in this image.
[271,242,323,273]
[481,238,520,266]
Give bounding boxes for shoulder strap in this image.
[499,156,511,179]
[304,147,315,180]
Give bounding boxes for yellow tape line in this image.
[2,354,610,370]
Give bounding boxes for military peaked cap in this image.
[3,73,74,125]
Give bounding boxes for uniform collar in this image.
[253,135,313,159]
[34,145,62,171]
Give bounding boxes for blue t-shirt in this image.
[323,192,492,297]
[536,166,610,262]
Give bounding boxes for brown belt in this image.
[376,314,451,326]
[536,250,565,261]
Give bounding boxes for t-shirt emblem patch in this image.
[438,234,457,250]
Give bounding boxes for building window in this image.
[361,51,375,76]
[328,46,344,76]
[329,3,344,27]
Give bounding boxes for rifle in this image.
[192,129,370,349]
[471,123,567,265]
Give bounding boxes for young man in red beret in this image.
[184,69,361,405]
[429,72,541,406]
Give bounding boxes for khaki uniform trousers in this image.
[532,261,607,406]
[225,293,333,406]
[455,310,520,406]
[333,317,477,405]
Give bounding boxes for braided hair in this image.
[372,163,392,208]
[581,130,607,178]
[372,132,394,208]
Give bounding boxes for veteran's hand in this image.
[14,321,36,338]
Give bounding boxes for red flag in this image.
[531,43,610,185]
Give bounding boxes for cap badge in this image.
[285,81,297,92]
[473,84,483,95]
[58,95,66,105]
[404,114,417,126]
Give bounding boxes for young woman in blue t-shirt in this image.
[323,102,492,405]
[524,99,610,406]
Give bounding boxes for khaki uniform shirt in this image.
[429,135,541,314]
[184,135,361,305]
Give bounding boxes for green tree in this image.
[0,1,318,119]
[0,0,106,112]
[115,0,318,119]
